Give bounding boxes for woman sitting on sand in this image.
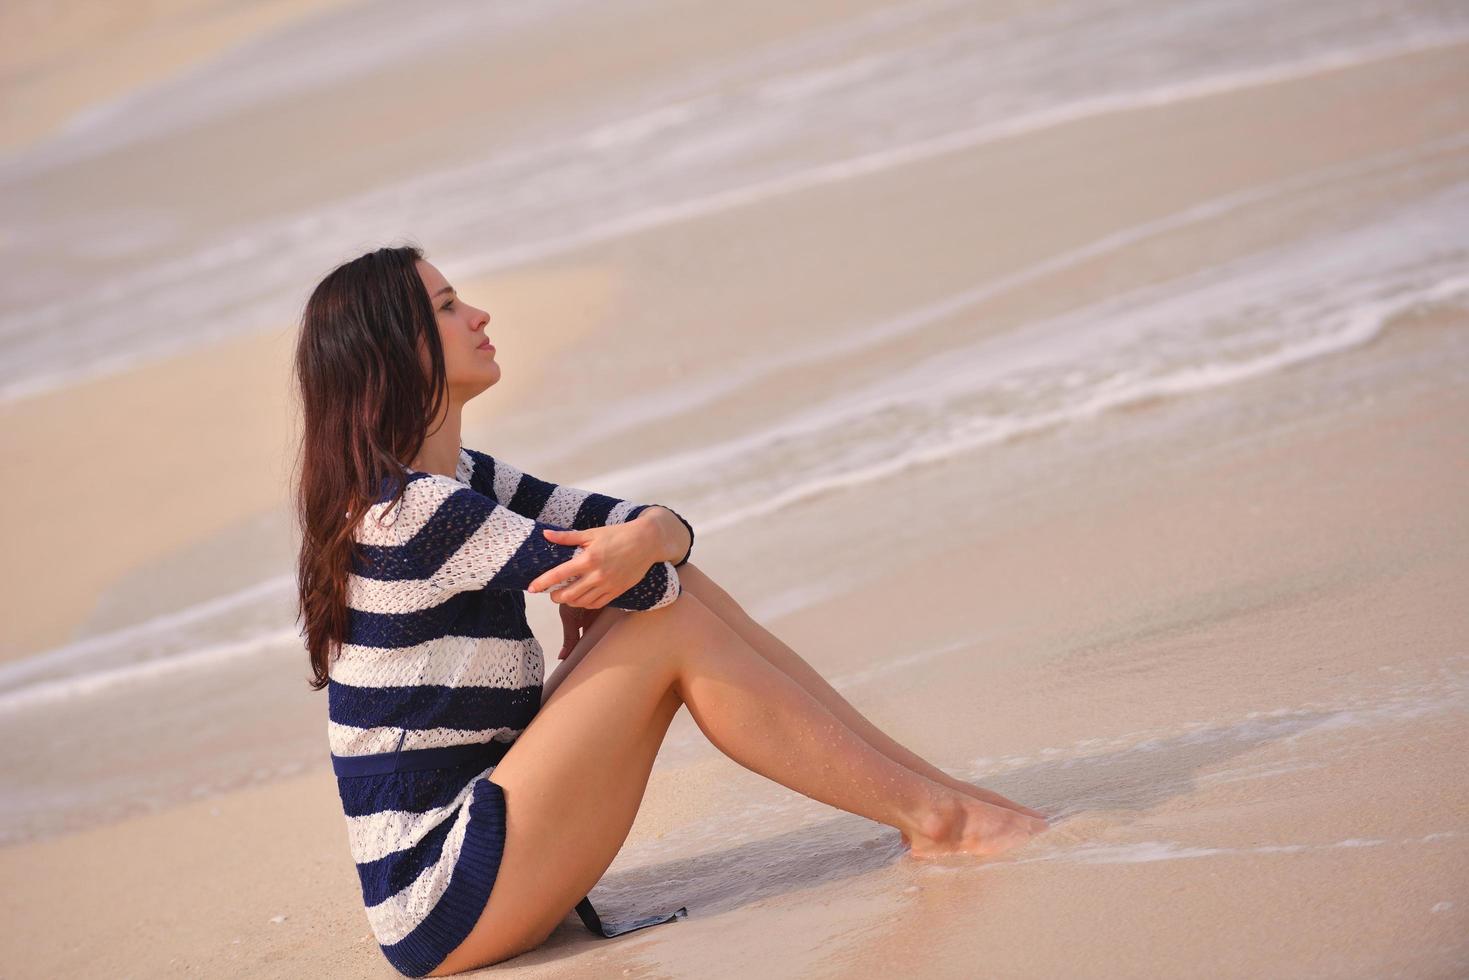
[292,243,1050,978]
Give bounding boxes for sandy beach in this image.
[4,303,1465,978]
[1,2,1466,977]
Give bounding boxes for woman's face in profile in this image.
[416,259,499,397]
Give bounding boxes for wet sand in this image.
[3,286,1464,978]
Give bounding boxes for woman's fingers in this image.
[549,576,596,606]
[557,605,601,657]
[529,530,595,593]
[530,562,582,594]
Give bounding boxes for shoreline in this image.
[3,299,1465,977]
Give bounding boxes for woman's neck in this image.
[408,416,463,478]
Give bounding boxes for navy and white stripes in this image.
[326,444,693,975]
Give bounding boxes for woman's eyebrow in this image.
[433,285,456,298]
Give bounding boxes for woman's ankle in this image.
[903,785,965,845]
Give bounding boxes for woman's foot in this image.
[904,794,1049,860]
[958,782,1048,821]
[899,783,1047,846]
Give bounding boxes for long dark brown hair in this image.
[291,242,450,690]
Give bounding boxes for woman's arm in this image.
[464,446,694,566]
[359,474,681,610]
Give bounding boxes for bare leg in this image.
[434,591,1045,974]
[674,562,1048,837]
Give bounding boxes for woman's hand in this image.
[553,604,600,660]
[526,522,657,609]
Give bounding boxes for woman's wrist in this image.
[636,506,692,566]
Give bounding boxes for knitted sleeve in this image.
[406,477,681,610]
[465,447,694,567]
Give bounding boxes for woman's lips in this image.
[477,340,494,351]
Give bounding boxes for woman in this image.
[293,244,1049,978]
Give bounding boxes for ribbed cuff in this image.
[664,507,694,567]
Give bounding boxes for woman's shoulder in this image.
[462,445,496,468]
[355,470,476,542]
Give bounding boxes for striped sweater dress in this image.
[327,444,694,977]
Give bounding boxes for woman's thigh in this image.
[428,596,699,975]
[541,605,628,704]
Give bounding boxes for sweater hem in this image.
[378,776,507,978]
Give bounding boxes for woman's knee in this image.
[641,587,726,642]
[675,561,723,601]
[560,592,730,700]
[644,590,752,682]
[674,562,749,621]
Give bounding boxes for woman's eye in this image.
[442,300,455,311]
